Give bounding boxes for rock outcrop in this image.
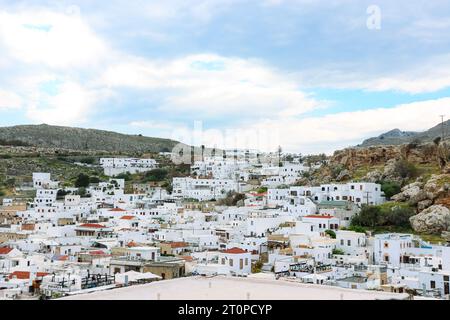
[410,205,450,234]
[330,142,449,172]
[391,182,427,205]
[336,169,352,182]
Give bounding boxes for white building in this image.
[172,177,243,201]
[100,158,157,176]
[217,247,252,276]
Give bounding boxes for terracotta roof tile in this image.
[0,247,13,255]
[78,223,105,228]
[9,271,49,280]
[222,247,247,254]
[120,215,135,220]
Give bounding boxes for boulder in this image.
[363,170,383,183]
[417,199,433,211]
[336,169,352,182]
[391,182,427,204]
[410,205,450,234]
[383,159,398,177]
[423,174,450,201]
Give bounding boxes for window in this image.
[347,240,351,246]
[430,281,436,289]
[229,259,233,267]
[340,239,344,245]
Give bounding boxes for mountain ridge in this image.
[0,124,182,154]
[358,120,450,147]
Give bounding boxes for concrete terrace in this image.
[60,275,410,300]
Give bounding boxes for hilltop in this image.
[359,120,450,147]
[0,124,181,154]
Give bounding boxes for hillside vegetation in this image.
[0,124,181,154]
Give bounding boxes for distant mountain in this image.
[0,124,181,154]
[359,120,450,147]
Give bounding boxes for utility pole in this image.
[365,191,371,206]
[440,115,446,141]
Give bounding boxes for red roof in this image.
[167,241,189,248]
[109,208,126,212]
[0,247,13,255]
[222,247,247,254]
[78,223,106,229]
[89,250,106,255]
[127,241,138,247]
[120,215,135,220]
[303,215,334,219]
[251,192,267,197]
[9,271,49,280]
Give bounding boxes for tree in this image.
[350,204,415,230]
[393,160,418,179]
[256,186,268,194]
[144,168,168,182]
[381,181,401,200]
[325,229,336,239]
[114,172,132,181]
[162,181,173,193]
[332,248,345,255]
[56,189,71,200]
[351,205,381,228]
[75,173,90,188]
[385,206,415,228]
[79,157,95,164]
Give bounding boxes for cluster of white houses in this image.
[0,155,449,300]
[100,158,158,176]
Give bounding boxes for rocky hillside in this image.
[330,142,449,173]
[0,124,181,154]
[307,140,450,237]
[359,120,450,147]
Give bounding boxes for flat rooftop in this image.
[60,276,410,300]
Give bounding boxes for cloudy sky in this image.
[0,0,449,154]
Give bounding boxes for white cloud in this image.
[199,98,450,154]
[100,53,320,118]
[0,90,22,109]
[25,82,105,125]
[0,9,108,69]
[299,53,450,94]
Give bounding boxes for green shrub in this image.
[256,186,268,194]
[75,173,90,188]
[393,160,418,179]
[144,168,168,182]
[380,181,401,199]
[351,204,415,229]
[325,229,336,239]
[80,157,95,164]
